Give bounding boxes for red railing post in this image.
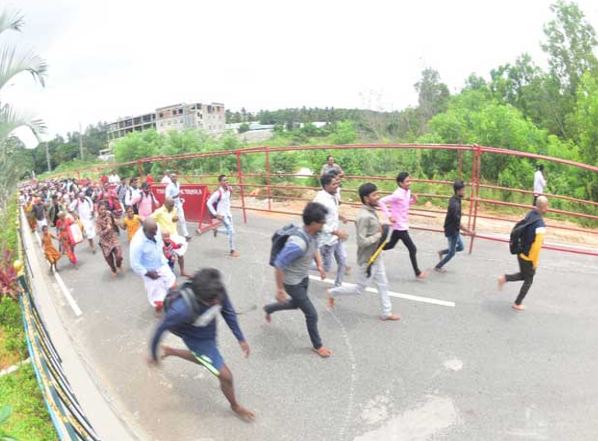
[458,150,463,179]
[236,150,248,224]
[265,147,272,211]
[467,146,477,231]
[469,145,482,254]
[136,160,143,177]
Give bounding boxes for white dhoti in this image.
[170,234,188,256]
[142,264,176,306]
[81,218,96,240]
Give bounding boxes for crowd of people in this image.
[18,156,550,422]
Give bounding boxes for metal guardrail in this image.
[17,212,101,441]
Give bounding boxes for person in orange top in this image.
[498,196,548,311]
[55,212,78,265]
[41,225,61,274]
[120,206,142,242]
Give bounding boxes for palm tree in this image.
[0,9,47,210]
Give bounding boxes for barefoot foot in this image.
[326,289,335,309]
[312,346,332,358]
[231,404,255,422]
[380,313,400,321]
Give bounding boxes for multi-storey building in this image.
[106,102,226,141]
[106,112,156,140]
[156,102,225,134]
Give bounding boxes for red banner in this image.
[151,184,215,228]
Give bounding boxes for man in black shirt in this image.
[435,180,473,272]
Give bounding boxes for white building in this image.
[156,102,226,135]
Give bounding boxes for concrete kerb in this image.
[20,209,145,441]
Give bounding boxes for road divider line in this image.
[53,271,83,317]
[308,275,455,308]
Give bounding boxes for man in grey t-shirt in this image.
[264,202,332,358]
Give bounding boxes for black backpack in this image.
[269,224,308,267]
[509,216,535,255]
[163,283,202,322]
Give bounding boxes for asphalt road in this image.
[35,211,598,441]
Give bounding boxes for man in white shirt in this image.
[165,173,190,240]
[125,177,141,212]
[69,192,97,253]
[533,164,547,205]
[313,172,349,286]
[206,175,239,257]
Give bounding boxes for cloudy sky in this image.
[4,0,598,144]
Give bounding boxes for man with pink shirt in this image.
[378,172,427,280]
[134,182,159,219]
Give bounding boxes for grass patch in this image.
[0,199,55,440]
[0,363,57,441]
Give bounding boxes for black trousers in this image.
[264,277,322,349]
[505,256,536,305]
[383,230,421,276]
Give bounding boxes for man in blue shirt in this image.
[263,202,331,358]
[130,218,176,311]
[148,268,254,422]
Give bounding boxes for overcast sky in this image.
[4,0,598,144]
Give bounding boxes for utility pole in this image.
[79,122,84,160]
[45,142,51,172]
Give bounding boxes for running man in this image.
[69,191,97,254]
[151,198,190,277]
[263,202,332,358]
[313,172,349,287]
[498,196,548,311]
[327,183,400,321]
[434,180,474,272]
[130,218,176,312]
[379,172,427,280]
[148,268,254,421]
[206,175,239,257]
[165,173,191,240]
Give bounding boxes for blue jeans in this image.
[436,233,464,269]
[319,241,347,287]
[221,215,235,252]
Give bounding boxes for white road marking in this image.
[54,270,83,317]
[308,275,456,307]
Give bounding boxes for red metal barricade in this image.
[70,143,598,257]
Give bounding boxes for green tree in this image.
[414,68,450,132]
[0,9,47,209]
[329,120,357,145]
[572,71,598,198]
[541,0,598,136]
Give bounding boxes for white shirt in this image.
[207,186,231,217]
[161,175,172,185]
[125,187,141,207]
[533,170,546,195]
[313,189,340,246]
[165,182,182,207]
[108,174,121,184]
[69,197,94,221]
